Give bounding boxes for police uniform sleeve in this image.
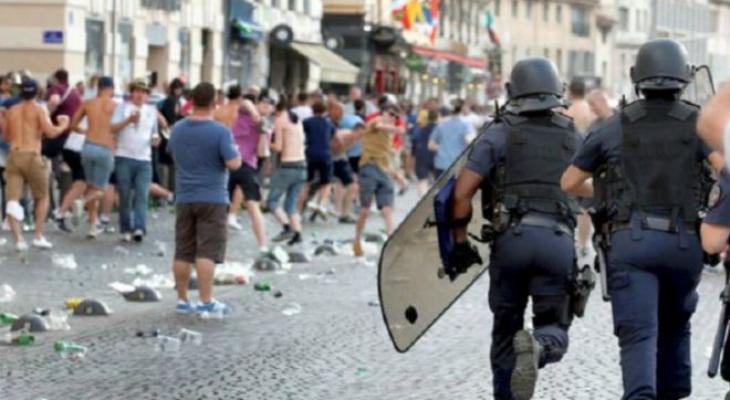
[464,125,506,177]
[571,115,618,173]
[705,169,730,225]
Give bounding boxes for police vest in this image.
[597,99,709,225]
[488,112,579,224]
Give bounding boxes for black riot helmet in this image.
[505,57,565,113]
[631,39,693,93]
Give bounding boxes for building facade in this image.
[0,0,226,91]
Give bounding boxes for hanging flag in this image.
[484,11,501,46]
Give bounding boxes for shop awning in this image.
[232,18,263,41]
[290,42,360,84]
[411,46,487,69]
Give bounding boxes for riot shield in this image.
[683,65,716,106]
[379,125,492,353]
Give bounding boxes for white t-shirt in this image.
[291,105,313,122]
[112,102,158,161]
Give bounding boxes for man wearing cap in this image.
[111,79,167,242]
[0,78,68,251]
[70,76,118,238]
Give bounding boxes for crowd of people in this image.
[0,68,495,313]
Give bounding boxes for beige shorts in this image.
[4,151,49,201]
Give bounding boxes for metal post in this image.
[111,0,118,78]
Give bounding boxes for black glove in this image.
[445,241,483,281]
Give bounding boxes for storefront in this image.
[225,0,264,88]
[268,24,359,95]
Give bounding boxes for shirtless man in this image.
[564,79,598,262]
[0,79,68,251]
[213,84,243,128]
[70,76,119,238]
[698,82,730,164]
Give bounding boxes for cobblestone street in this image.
[0,191,727,400]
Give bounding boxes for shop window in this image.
[571,6,589,37]
[178,29,191,78]
[85,19,105,77]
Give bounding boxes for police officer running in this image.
[449,57,581,400]
[561,39,723,399]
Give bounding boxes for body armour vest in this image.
[487,112,579,224]
[599,99,707,224]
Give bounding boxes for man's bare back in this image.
[213,102,240,128]
[74,97,117,148]
[4,101,68,153]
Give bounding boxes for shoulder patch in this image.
[550,112,573,129]
[668,101,698,121]
[622,100,647,122]
[502,113,528,126]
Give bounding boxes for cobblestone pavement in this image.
[0,192,728,400]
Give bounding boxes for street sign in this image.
[43,30,64,44]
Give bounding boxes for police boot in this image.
[511,329,542,400]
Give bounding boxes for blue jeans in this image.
[115,157,152,234]
[266,163,306,215]
[81,142,114,189]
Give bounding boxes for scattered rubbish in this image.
[0,237,6,246]
[54,341,88,359]
[73,299,112,316]
[199,308,225,320]
[64,298,83,310]
[269,246,290,263]
[51,253,78,270]
[11,314,49,333]
[355,367,368,376]
[364,231,387,244]
[32,308,50,316]
[133,274,174,289]
[154,241,167,257]
[113,246,130,256]
[314,244,338,256]
[254,281,272,292]
[155,335,181,352]
[367,300,380,307]
[0,284,16,303]
[213,261,252,285]
[124,264,152,276]
[100,264,109,270]
[253,257,281,272]
[136,329,160,338]
[46,309,71,331]
[273,290,283,298]
[281,302,302,317]
[0,312,19,326]
[178,328,203,345]
[287,251,311,263]
[108,281,135,293]
[214,272,248,285]
[3,330,34,346]
[298,274,316,281]
[122,286,162,302]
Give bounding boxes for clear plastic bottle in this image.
[154,335,181,352]
[178,328,203,345]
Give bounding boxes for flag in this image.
[484,11,501,46]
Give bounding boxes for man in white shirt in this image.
[110,79,166,242]
[290,92,313,122]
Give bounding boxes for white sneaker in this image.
[88,226,101,239]
[227,215,242,230]
[15,241,28,252]
[32,236,53,250]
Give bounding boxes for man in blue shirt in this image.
[301,101,336,218]
[168,82,241,317]
[429,100,475,177]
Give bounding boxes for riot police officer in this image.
[561,39,722,399]
[449,57,581,400]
